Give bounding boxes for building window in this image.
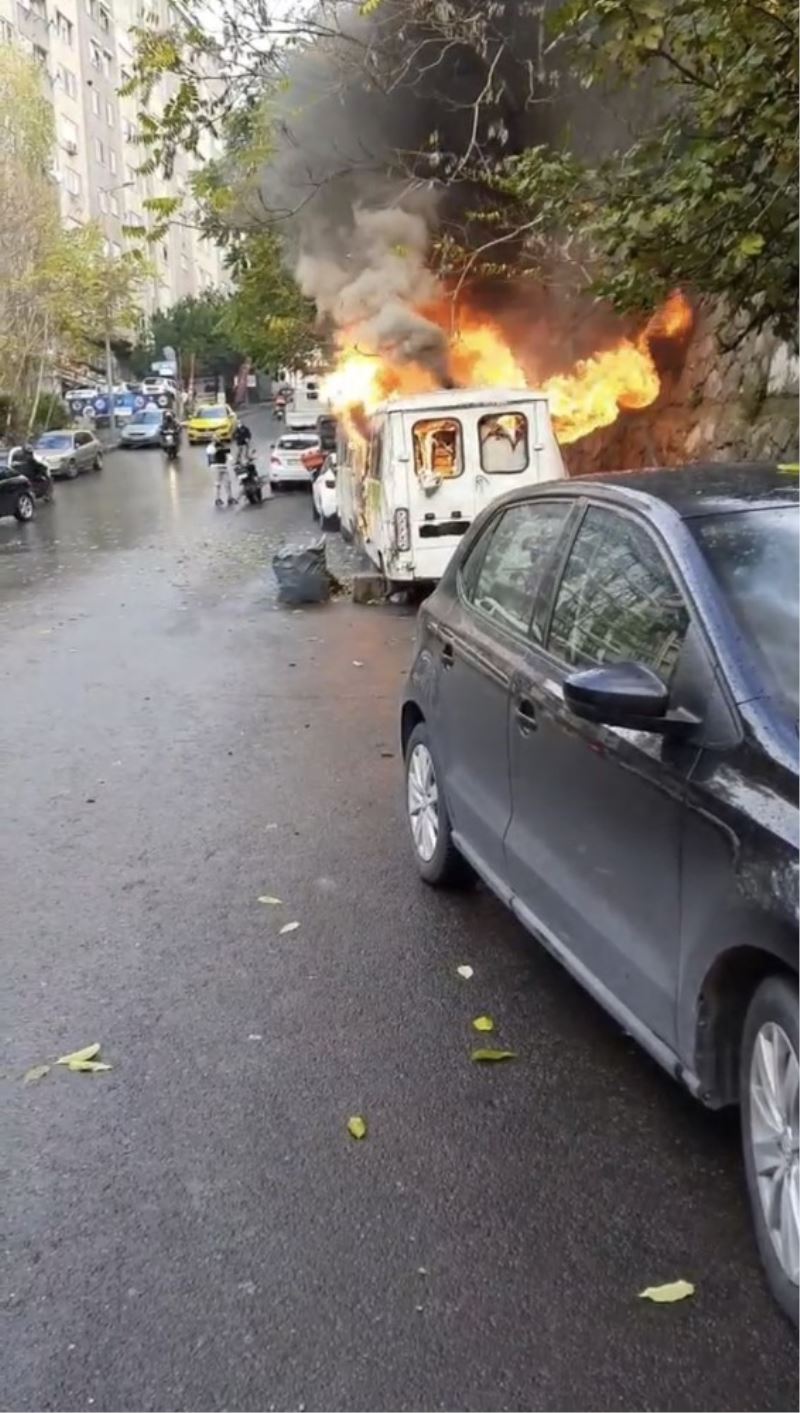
[60,114,79,151]
[98,3,110,30]
[106,99,114,126]
[33,43,48,67]
[120,65,131,86]
[101,48,112,76]
[55,9,74,42]
[94,136,105,165]
[0,17,13,41]
[56,62,78,97]
[89,39,101,68]
[98,189,108,211]
[90,87,100,115]
[109,148,117,174]
[126,164,137,186]
[30,0,46,18]
[108,192,119,216]
[85,0,96,17]
[65,166,81,195]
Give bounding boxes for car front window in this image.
[467,501,572,636]
[37,434,72,450]
[548,506,689,682]
[691,506,799,714]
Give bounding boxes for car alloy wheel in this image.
[407,742,439,863]
[15,492,34,521]
[749,1020,800,1285]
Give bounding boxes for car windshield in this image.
[278,435,319,451]
[692,506,799,713]
[130,410,161,425]
[198,406,226,420]
[36,433,73,450]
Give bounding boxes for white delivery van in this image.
[287,374,330,430]
[336,387,565,585]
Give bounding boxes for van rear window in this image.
[479,412,529,473]
[413,418,463,479]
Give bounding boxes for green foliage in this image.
[130,291,244,380]
[219,232,318,372]
[499,0,798,343]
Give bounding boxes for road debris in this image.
[56,1043,112,1073]
[258,895,283,906]
[23,1064,51,1084]
[639,1280,695,1303]
[470,1048,516,1063]
[347,1115,367,1140]
[279,921,300,935]
[472,1015,495,1033]
[456,965,474,979]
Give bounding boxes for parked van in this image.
[336,388,566,585]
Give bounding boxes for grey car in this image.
[119,408,163,448]
[33,429,103,478]
[402,463,799,1322]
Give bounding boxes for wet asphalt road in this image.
[2,411,797,1412]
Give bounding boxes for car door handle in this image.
[515,697,537,733]
[440,637,454,668]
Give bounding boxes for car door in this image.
[504,502,695,1050]
[74,432,90,470]
[434,499,574,892]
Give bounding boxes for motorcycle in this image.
[238,455,266,505]
[273,399,286,423]
[162,427,180,461]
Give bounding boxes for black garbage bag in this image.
[272,538,331,605]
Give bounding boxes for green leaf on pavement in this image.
[56,1043,100,1066]
[639,1279,695,1303]
[470,1048,516,1062]
[472,1015,495,1032]
[23,1064,51,1084]
[347,1115,367,1139]
[67,1059,112,1073]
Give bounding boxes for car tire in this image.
[66,458,79,479]
[14,491,35,522]
[271,479,282,491]
[93,454,103,471]
[404,722,472,887]
[740,972,799,1326]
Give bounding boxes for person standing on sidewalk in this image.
[210,432,236,507]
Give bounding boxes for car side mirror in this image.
[563,661,699,736]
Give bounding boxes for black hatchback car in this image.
[401,463,799,1320]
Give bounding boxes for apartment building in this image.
[0,0,226,318]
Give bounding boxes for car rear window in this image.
[278,435,319,451]
[691,506,799,713]
[199,406,226,420]
[130,410,161,425]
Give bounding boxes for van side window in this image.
[368,427,384,480]
[412,418,463,479]
[479,412,528,473]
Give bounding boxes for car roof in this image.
[533,462,799,519]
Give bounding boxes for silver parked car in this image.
[33,429,103,478]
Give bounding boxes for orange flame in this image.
[321,291,693,446]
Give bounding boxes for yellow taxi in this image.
[186,403,237,444]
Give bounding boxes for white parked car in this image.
[311,453,339,530]
[269,432,321,489]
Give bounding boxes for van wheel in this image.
[404,722,472,887]
[322,512,340,532]
[740,972,799,1325]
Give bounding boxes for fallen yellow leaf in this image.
[470,1048,516,1062]
[258,895,283,906]
[56,1043,100,1066]
[639,1279,695,1303]
[67,1059,112,1073]
[472,1015,495,1033]
[23,1064,51,1084]
[347,1115,367,1140]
